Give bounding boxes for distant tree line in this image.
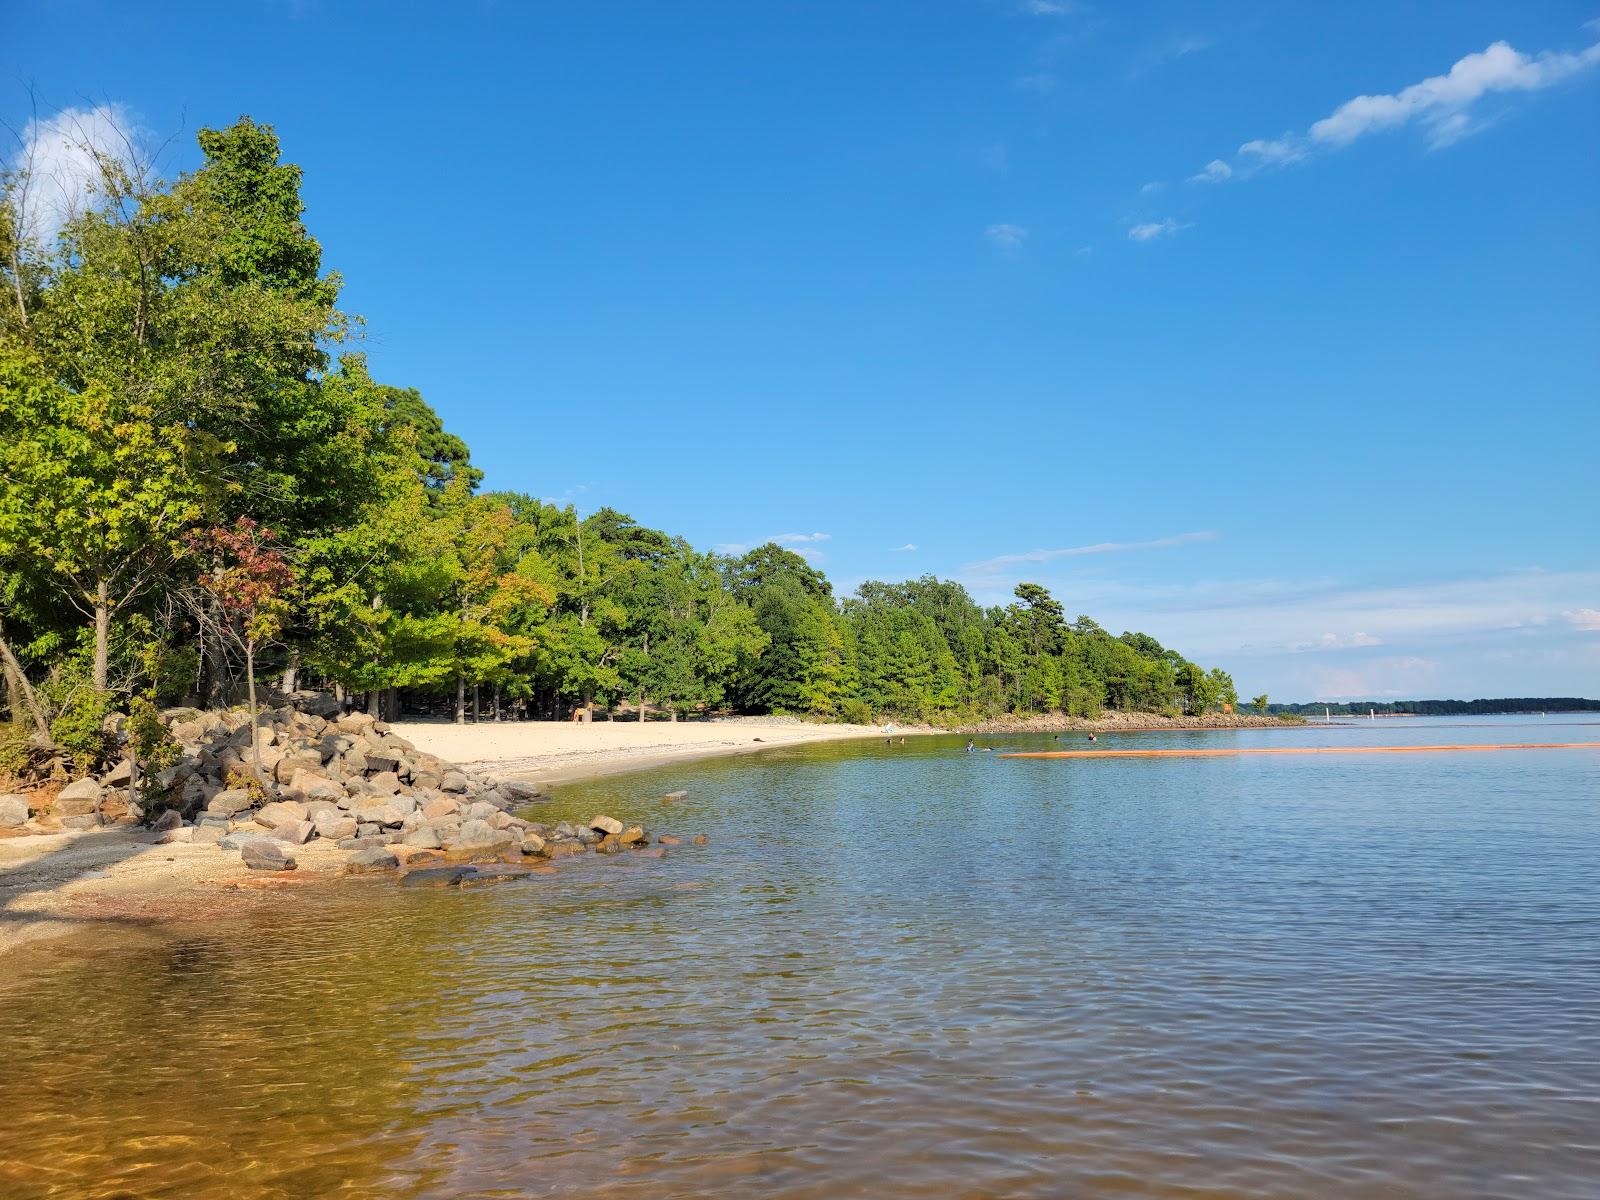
[1269,698,1599,716]
[0,117,1239,771]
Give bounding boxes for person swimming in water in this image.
[966,739,976,753]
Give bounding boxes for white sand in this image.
[392,717,909,783]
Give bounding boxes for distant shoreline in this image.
[956,711,1300,735]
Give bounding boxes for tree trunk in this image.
[367,689,381,717]
[246,637,263,780]
[493,686,501,722]
[280,648,300,694]
[0,625,50,741]
[93,578,111,693]
[473,683,480,723]
[455,675,466,724]
[670,708,679,723]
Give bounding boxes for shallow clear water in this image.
[2,716,1598,1198]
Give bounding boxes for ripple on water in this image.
[1,723,1598,1198]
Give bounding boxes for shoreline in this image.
[0,718,897,959]
[0,710,1310,960]
[955,711,1301,734]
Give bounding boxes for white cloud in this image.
[964,530,1216,580]
[1565,607,1600,631]
[890,543,918,553]
[1238,136,1308,165]
[7,103,141,247]
[985,222,1028,249]
[1129,218,1186,241]
[1210,35,1600,181]
[1310,39,1600,149]
[1190,158,1232,183]
[1140,180,1166,194]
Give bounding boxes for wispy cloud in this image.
[1018,0,1078,15]
[1133,33,1215,78]
[1129,218,1187,242]
[7,103,141,247]
[985,222,1028,249]
[1189,158,1232,183]
[1140,180,1167,194]
[1014,72,1057,93]
[1566,607,1600,631]
[890,543,918,553]
[1288,631,1384,653]
[716,531,831,559]
[1205,35,1600,181]
[964,530,1217,580]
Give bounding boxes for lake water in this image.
[2,716,1598,1198]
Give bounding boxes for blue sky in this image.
[7,1,1599,702]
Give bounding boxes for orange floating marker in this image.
[998,742,1600,760]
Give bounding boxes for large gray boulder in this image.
[256,799,308,827]
[57,778,104,805]
[270,819,315,845]
[315,813,357,841]
[452,818,501,851]
[345,848,399,873]
[206,789,254,817]
[0,794,29,828]
[241,841,296,871]
[402,826,442,850]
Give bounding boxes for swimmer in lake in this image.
[966,739,976,753]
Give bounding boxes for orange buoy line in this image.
[998,742,1600,760]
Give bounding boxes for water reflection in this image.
[2,718,1597,1198]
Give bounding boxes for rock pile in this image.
[4,700,684,878]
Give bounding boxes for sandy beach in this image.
[390,716,903,783]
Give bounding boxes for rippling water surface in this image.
[3,716,1598,1198]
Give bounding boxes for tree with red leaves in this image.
[185,520,294,779]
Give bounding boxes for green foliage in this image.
[127,693,178,775]
[48,687,115,776]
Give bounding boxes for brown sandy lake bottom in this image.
[2,717,1597,1198]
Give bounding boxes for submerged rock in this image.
[399,866,468,888]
